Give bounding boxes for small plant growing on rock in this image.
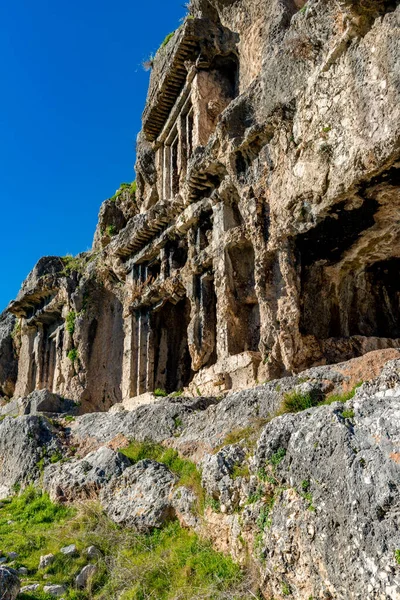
[160,31,175,48]
[67,348,78,363]
[61,254,87,276]
[282,581,291,596]
[341,409,355,419]
[154,388,168,397]
[106,224,117,237]
[65,311,77,335]
[394,550,400,565]
[279,390,320,414]
[205,496,221,512]
[323,382,362,405]
[269,448,286,467]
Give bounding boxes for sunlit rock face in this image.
[6,0,400,408]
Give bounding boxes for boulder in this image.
[43,584,67,597]
[60,544,77,556]
[85,546,102,559]
[100,460,177,532]
[38,554,55,569]
[43,447,131,502]
[201,444,247,512]
[21,584,40,592]
[75,564,97,588]
[0,416,62,499]
[251,387,400,599]
[0,567,20,600]
[27,389,76,415]
[0,389,77,418]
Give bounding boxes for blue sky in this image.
[0,0,187,311]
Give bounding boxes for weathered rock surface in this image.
[75,564,97,589]
[0,566,20,600]
[100,460,177,532]
[0,389,76,418]
[249,389,400,599]
[43,447,130,502]
[43,583,67,597]
[0,416,62,499]
[69,396,218,455]
[38,554,55,570]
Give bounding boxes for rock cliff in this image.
[3,0,400,407]
[1,0,400,598]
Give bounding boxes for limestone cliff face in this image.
[4,0,400,410]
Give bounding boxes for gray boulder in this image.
[27,389,76,415]
[38,553,55,569]
[43,447,130,502]
[0,416,62,499]
[100,460,177,532]
[21,583,40,592]
[85,546,102,559]
[70,397,218,455]
[75,564,97,588]
[0,311,17,399]
[0,566,20,600]
[0,389,76,418]
[43,584,67,597]
[60,544,77,556]
[201,444,247,512]
[251,392,400,600]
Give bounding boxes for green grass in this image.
[169,389,183,398]
[269,448,286,467]
[395,549,400,565]
[110,181,137,203]
[160,31,175,48]
[1,487,253,600]
[322,382,363,406]
[120,441,204,510]
[220,419,270,450]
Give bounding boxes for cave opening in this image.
[226,242,260,354]
[297,195,400,361]
[151,298,193,394]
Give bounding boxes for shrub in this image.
[61,254,86,276]
[105,224,117,237]
[269,448,286,467]
[279,390,321,414]
[341,409,355,419]
[67,348,78,363]
[65,311,77,335]
[154,388,168,397]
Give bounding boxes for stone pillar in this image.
[212,203,231,360]
[14,323,37,397]
[137,311,149,395]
